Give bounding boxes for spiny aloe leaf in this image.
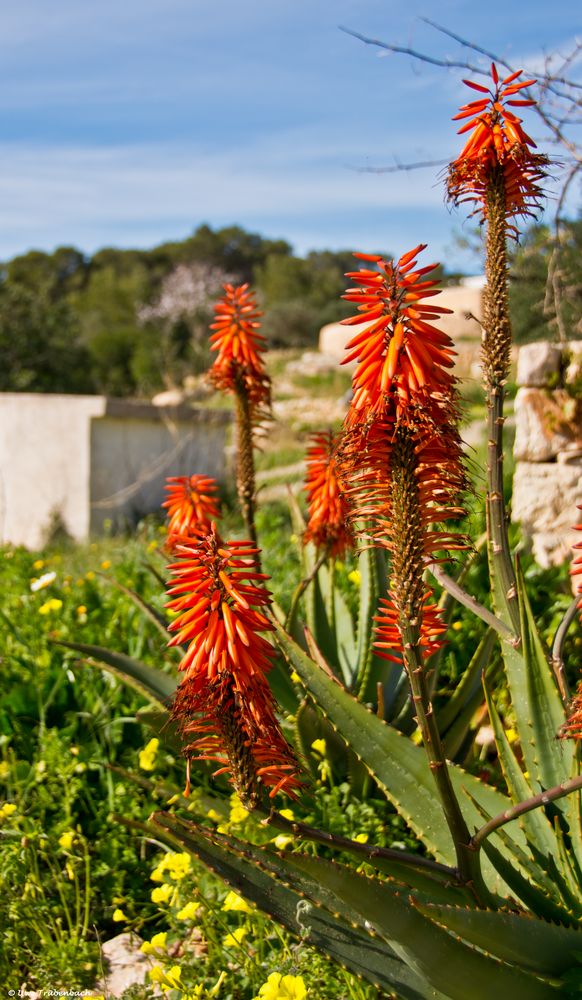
[271,620,525,884]
[281,852,560,999]
[483,685,561,865]
[500,568,572,807]
[97,573,171,641]
[134,707,183,751]
[150,812,434,999]
[57,640,177,706]
[438,628,496,736]
[415,901,582,978]
[354,543,387,701]
[481,837,579,927]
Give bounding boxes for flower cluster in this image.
[167,524,300,803]
[338,243,468,661]
[341,245,456,421]
[163,474,221,550]
[447,63,548,224]
[303,430,354,557]
[208,283,271,418]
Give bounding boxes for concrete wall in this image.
[0,394,231,549]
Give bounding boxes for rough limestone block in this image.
[96,932,153,996]
[516,342,562,387]
[564,341,582,386]
[514,387,582,462]
[512,460,582,568]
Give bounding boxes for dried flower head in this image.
[303,430,354,557]
[167,524,300,803]
[208,283,271,416]
[163,475,221,549]
[341,245,456,424]
[447,63,549,224]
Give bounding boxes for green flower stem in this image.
[285,547,330,632]
[400,622,492,903]
[234,378,259,555]
[483,172,520,635]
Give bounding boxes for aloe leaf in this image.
[438,628,496,736]
[134,707,183,751]
[483,685,561,864]
[150,813,433,999]
[56,639,177,706]
[481,838,579,927]
[98,573,171,640]
[500,568,572,805]
[354,543,386,701]
[282,852,560,999]
[415,900,582,978]
[271,620,525,880]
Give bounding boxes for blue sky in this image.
[1,0,580,271]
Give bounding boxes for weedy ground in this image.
[0,353,576,997]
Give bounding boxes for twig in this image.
[551,596,579,705]
[470,774,582,849]
[429,564,519,646]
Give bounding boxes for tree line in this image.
[0,220,579,397]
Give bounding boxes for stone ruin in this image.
[512,341,582,569]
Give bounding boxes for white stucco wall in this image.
[0,394,231,549]
[0,393,106,548]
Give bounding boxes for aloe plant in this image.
[60,61,582,999]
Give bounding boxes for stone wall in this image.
[511,342,582,568]
[0,394,231,549]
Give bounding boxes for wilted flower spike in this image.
[341,245,457,425]
[447,63,548,224]
[303,430,354,557]
[163,474,221,549]
[167,524,301,803]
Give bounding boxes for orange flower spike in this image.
[340,245,456,422]
[167,524,301,802]
[448,63,548,222]
[163,474,221,549]
[208,283,271,414]
[303,430,354,558]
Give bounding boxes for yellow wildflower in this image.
[140,931,168,955]
[176,901,198,920]
[149,964,183,989]
[206,808,223,823]
[0,762,9,780]
[0,803,17,822]
[310,739,326,756]
[151,883,173,904]
[253,972,307,999]
[229,794,249,825]
[77,605,87,616]
[272,834,293,850]
[58,830,75,850]
[222,890,253,913]
[33,559,45,570]
[223,926,247,948]
[290,671,301,683]
[279,808,294,821]
[165,851,190,880]
[150,866,165,883]
[506,727,518,744]
[85,571,95,581]
[354,833,369,844]
[39,598,63,615]
[348,569,361,586]
[112,908,128,922]
[101,560,111,570]
[139,737,159,771]
[452,621,462,631]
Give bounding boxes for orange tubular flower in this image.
[571,505,582,612]
[341,245,456,424]
[303,430,354,557]
[163,475,221,549]
[447,63,548,224]
[167,524,300,804]
[374,590,447,664]
[208,283,271,415]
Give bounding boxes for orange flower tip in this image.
[352,251,383,262]
[462,78,490,94]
